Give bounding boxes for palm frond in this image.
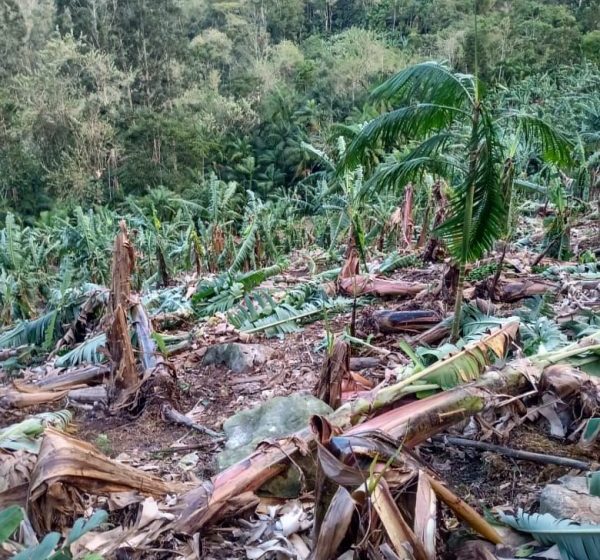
[436,111,505,262]
[507,112,573,167]
[500,509,600,560]
[301,142,335,171]
[362,135,461,196]
[371,62,474,108]
[342,104,467,170]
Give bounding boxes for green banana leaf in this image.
[0,410,72,453]
[0,506,23,543]
[500,509,600,560]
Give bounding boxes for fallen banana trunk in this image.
[372,310,440,334]
[343,366,529,443]
[36,365,109,390]
[0,388,70,408]
[0,365,109,409]
[0,346,27,361]
[339,276,429,297]
[483,277,558,302]
[409,321,451,346]
[311,424,501,557]
[28,428,184,534]
[174,324,527,533]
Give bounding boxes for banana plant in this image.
[197,173,242,271]
[304,137,369,268]
[543,183,572,260]
[342,61,572,340]
[0,213,58,322]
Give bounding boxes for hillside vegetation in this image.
[0,0,598,323]
[0,3,600,558]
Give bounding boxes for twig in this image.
[161,403,223,438]
[532,238,558,267]
[496,389,538,408]
[154,442,219,455]
[432,435,591,470]
[489,240,508,297]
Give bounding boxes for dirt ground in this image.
[1,214,599,558]
[63,300,595,559]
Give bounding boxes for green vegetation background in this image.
[1,0,598,217]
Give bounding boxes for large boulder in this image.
[216,394,333,473]
[539,475,600,524]
[202,343,274,373]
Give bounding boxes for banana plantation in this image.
[1,1,600,559]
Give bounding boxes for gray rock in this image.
[217,394,333,471]
[539,476,600,524]
[202,343,274,373]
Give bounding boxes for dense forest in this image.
[1,0,598,217]
[1,2,600,558]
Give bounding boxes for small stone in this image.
[202,343,275,373]
[216,394,333,471]
[539,476,600,524]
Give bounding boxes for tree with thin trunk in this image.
[341,62,572,340]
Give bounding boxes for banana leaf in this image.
[581,418,600,448]
[0,505,23,543]
[312,486,356,560]
[369,476,428,560]
[500,510,600,560]
[587,471,600,497]
[0,411,72,453]
[391,321,519,391]
[28,428,182,533]
[54,334,107,367]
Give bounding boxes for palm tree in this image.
[342,62,572,340]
